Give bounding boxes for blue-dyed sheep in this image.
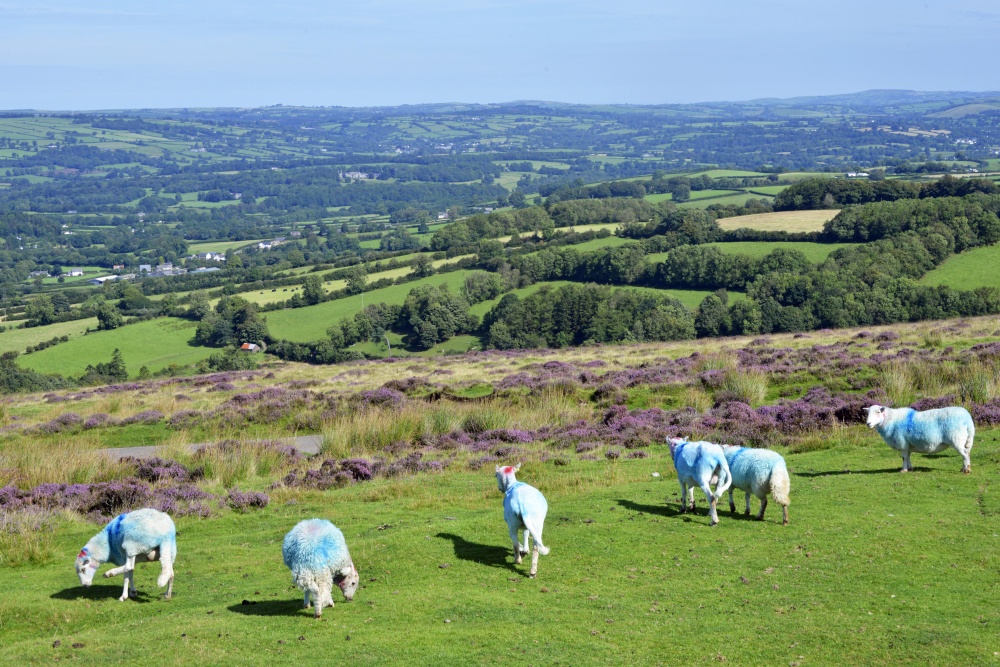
[74,508,176,601]
[282,519,359,618]
[496,464,549,577]
[720,445,791,525]
[866,404,975,474]
[667,437,732,526]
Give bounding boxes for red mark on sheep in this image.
[77,550,87,558]
[502,466,514,474]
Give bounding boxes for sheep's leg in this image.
[957,435,972,474]
[529,545,539,578]
[728,488,736,514]
[303,589,311,610]
[313,585,326,619]
[744,492,751,516]
[104,565,127,578]
[688,485,696,512]
[900,450,911,472]
[703,484,718,526]
[522,529,531,557]
[781,504,789,526]
[119,556,136,602]
[678,482,687,513]
[509,525,523,564]
[755,496,768,521]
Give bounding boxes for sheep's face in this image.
[75,550,98,587]
[495,464,519,492]
[866,405,887,429]
[335,564,360,601]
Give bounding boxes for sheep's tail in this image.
[713,460,732,500]
[523,517,549,556]
[771,460,791,507]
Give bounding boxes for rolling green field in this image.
[715,210,839,232]
[18,318,213,376]
[702,241,850,263]
[188,240,263,254]
[678,192,775,210]
[1,438,996,665]
[266,271,475,342]
[919,244,1000,290]
[0,317,98,355]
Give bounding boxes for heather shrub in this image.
[226,488,269,512]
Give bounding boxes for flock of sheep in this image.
[72,403,977,616]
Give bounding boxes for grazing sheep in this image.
[666,437,732,526]
[866,404,975,474]
[74,508,176,602]
[496,464,549,577]
[282,519,359,618]
[720,444,791,525]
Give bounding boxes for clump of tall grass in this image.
[0,437,133,488]
[461,406,512,434]
[719,368,768,406]
[322,404,431,459]
[0,510,58,566]
[876,361,915,408]
[679,387,713,413]
[958,358,998,404]
[694,351,738,373]
[192,440,297,488]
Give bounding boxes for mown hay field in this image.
[715,209,839,232]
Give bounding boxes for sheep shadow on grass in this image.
[793,466,932,478]
[50,585,154,603]
[227,599,305,617]
[436,532,520,573]
[616,499,692,520]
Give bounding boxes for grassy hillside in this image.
[266,271,474,342]
[18,318,212,376]
[705,241,849,262]
[919,244,1000,290]
[1,315,999,665]
[0,318,98,355]
[715,209,839,232]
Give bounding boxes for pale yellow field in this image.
[716,209,839,233]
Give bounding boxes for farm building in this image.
[65,269,84,277]
[240,343,261,353]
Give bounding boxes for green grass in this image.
[537,236,633,254]
[188,240,263,254]
[0,318,98,355]
[0,436,996,665]
[919,244,1000,290]
[679,192,774,209]
[699,241,850,263]
[266,271,475,342]
[18,318,213,377]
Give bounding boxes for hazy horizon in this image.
[3,0,1000,110]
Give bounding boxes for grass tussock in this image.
[876,361,915,408]
[958,358,998,404]
[679,387,713,413]
[0,510,58,566]
[192,441,296,488]
[720,368,769,406]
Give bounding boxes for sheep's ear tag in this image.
[514,462,522,472]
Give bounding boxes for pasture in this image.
[265,271,474,342]
[0,440,996,666]
[0,318,97,355]
[679,193,775,210]
[919,244,1000,291]
[188,240,263,254]
[715,210,839,233]
[704,241,849,263]
[18,318,213,376]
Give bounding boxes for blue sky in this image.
[1,0,999,109]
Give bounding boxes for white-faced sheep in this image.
[496,464,549,577]
[282,519,359,618]
[666,437,732,526]
[74,508,176,602]
[866,405,974,474]
[720,444,791,525]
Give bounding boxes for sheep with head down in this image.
[866,404,974,474]
[74,508,176,602]
[282,519,359,618]
[720,444,790,525]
